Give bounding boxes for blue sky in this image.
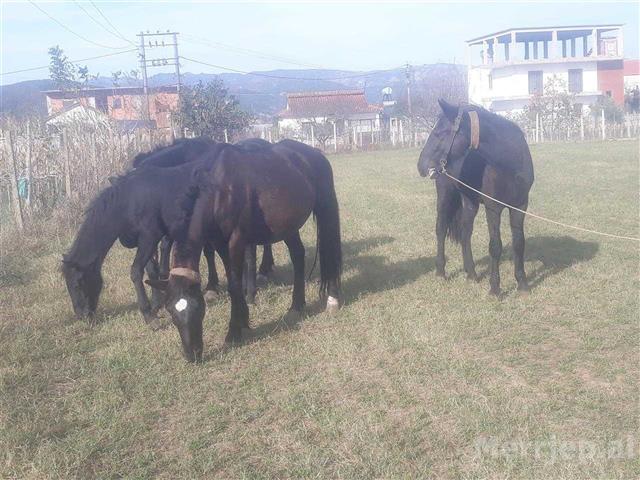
[1,1,638,85]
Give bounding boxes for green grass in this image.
[1,140,638,479]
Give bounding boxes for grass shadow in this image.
[468,235,599,290]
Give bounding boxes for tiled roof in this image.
[279,90,381,118]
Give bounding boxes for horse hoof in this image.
[283,309,303,324]
[257,273,269,286]
[489,288,501,298]
[517,284,531,295]
[325,296,340,314]
[467,272,478,282]
[204,290,219,302]
[224,329,243,345]
[436,270,446,280]
[147,317,163,331]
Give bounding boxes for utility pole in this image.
[405,62,413,146]
[136,30,181,122]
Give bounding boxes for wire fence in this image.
[2,113,639,230]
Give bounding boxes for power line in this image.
[71,0,134,46]
[1,49,138,77]
[27,0,131,50]
[88,0,135,46]
[181,34,323,69]
[180,55,400,82]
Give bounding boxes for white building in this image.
[467,24,626,113]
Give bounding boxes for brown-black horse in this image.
[62,138,223,326]
[417,99,534,295]
[147,139,342,362]
[134,138,276,302]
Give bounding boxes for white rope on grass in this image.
[443,170,640,243]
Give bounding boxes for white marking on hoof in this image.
[325,296,340,314]
[175,298,188,312]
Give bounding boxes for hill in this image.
[0,63,466,118]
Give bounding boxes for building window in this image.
[568,69,583,93]
[112,97,122,109]
[606,90,612,97]
[528,70,543,95]
[488,73,493,90]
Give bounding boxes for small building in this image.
[277,90,382,148]
[43,85,179,130]
[467,24,625,113]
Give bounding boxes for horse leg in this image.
[224,233,250,343]
[258,244,275,282]
[509,206,530,292]
[460,195,479,281]
[435,202,448,278]
[245,244,257,304]
[203,241,219,293]
[145,251,164,314]
[159,236,172,279]
[485,206,503,296]
[284,232,305,313]
[131,236,161,327]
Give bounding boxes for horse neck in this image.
[65,196,123,269]
[172,193,209,272]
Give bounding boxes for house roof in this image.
[467,24,623,44]
[45,103,109,126]
[279,90,381,118]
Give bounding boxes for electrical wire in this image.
[1,49,138,77]
[72,0,134,46]
[88,0,135,46]
[181,34,323,69]
[27,0,131,50]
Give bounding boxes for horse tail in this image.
[445,190,464,244]
[312,154,342,300]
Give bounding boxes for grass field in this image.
[1,140,638,479]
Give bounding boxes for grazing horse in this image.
[134,138,276,301]
[62,138,223,326]
[417,99,534,295]
[147,139,342,362]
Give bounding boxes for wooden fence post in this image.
[601,109,606,140]
[5,130,25,230]
[224,129,229,143]
[91,132,99,189]
[333,122,337,152]
[25,121,32,211]
[580,115,585,140]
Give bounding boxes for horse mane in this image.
[132,137,217,168]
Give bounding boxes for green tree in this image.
[590,95,625,122]
[523,75,581,139]
[177,80,251,140]
[48,45,78,90]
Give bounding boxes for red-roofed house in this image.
[277,90,382,148]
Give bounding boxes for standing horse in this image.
[62,138,224,326]
[134,138,276,300]
[417,99,534,295]
[147,139,342,362]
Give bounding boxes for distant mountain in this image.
[0,64,466,118]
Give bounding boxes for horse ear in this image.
[145,278,168,291]
[438,98,458,122]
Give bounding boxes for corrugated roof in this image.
[279,90,380,118]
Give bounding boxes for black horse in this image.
[134,138,276,302]
[417,99,534,295]
[62,138,223,327]
[147,139,342,362]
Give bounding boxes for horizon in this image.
[1,1,639,87]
